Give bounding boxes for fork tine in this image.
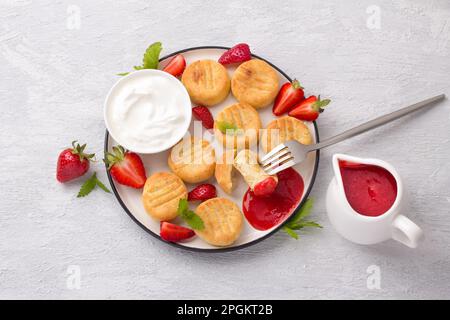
[266,160,296,175]
[260,148,290,167]
[262,152,293,172]
[259,143,288,165]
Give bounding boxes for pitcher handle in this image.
[391,214,423,248]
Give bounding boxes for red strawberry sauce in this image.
[339,160,397,217]
[243,168,304,230]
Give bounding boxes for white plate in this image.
[104,46,320,252]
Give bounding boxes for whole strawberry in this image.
[104,145,147,188]
[218,43,251,65]
[56,141,94,183]
[188,184,217,201]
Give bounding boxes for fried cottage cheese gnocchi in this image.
[231,59,279,109]
[195,197,243,246]
[168,137,216,183]
[181,60,230,106]
[214,102,261,150]
[142,172,187,221]
[214,149,236,194]
[234,149,278,197]
[260,116,313,153]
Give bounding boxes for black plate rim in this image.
[104,45,320,253]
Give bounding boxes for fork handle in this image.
[307,94,445,152]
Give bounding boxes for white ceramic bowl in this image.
[103,69,192,154]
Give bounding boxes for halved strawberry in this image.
[288,95,331,121]
[188,184,217,201]
[163,54,186,77]
[253,177,278,197]
[218,43,251,65]
[272,79,304,116]
[104,145,147,188]
[160,222,195,242]
[192,106,214,129]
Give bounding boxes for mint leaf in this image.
[184,210,205,230]
[96,178,111,194]
[288,198,314,224]
[77,172,111,197]
[142,42,162,69]
[216,121,239,135]
[298,221,322,228]
[77,173,98,197]
[282,198,321,239]
[118,41,162,76]
[177,198,189,216]
[283,226,299,240]
[285,223,304,231]
[177,199,204,230]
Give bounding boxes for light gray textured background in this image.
[1,0,449,300]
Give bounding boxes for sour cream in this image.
[104,69,192,153]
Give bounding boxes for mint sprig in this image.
[282,198,322,239]
[77,172,111,198]
[118,42,162,76]
[177,199,204,230]
[216,121,239,135]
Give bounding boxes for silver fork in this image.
[261,94,445,175]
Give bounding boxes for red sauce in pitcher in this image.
[339,160,397,217]
[243,168,304,230]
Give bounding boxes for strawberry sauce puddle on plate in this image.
[243,168,304,230]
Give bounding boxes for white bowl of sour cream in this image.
[104,69,192,154]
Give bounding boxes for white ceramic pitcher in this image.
[326,154,424,248]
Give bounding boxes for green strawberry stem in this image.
[103,145,126,170]
[71,140,95,162]
[292,79,303,90]
[313,95,331,113]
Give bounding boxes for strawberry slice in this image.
[288,95,331,121]
[160,222,195,242]
[104,145,147,188]
[218,43,251,65]
[253,177,278,197]
[162,54,186,77]
[192,106,214,129]
[272,79,305,116]
[188,184,217,201]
